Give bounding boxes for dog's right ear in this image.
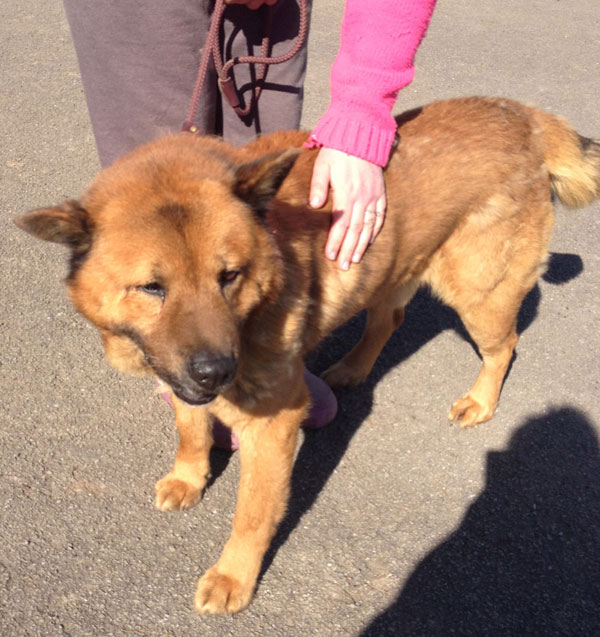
[14,199,93,250]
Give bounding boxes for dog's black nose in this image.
[186,352,237,394]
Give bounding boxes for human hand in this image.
[225,0,278,8]
[309,147,386,270]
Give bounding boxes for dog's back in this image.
[260,98,599,354]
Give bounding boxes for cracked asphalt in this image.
[1,1,599,635]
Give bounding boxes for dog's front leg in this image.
[154,394,213,511]
[194,381,308,615]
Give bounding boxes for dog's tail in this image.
[532,108,600,208]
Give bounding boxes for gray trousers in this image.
[63,0,311,167]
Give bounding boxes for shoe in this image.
[302,369,338,429]
[156,369,337,451]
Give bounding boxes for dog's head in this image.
[15,136,299,406]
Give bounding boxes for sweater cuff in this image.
[305,115,398,167]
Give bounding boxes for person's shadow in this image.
[362,406,600,636]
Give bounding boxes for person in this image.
[62,0,436,449]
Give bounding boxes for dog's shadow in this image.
[213,252,583,578]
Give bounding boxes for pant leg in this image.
[63,0,217,167]
[63,0,312,166]
[221,0,312,145]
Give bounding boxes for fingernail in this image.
[341,260,350,271]
[352,253,361,263]
[310,196,320,208]
[327,250,337,260]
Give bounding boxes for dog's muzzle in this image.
[153,351,237,407]
[176,351,237,405]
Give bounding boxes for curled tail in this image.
[532,109,600,208]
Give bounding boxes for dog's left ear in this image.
[234,148,300,218]
[14,199,93,251]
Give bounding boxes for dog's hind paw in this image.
[321,360,368,388]
[448,395,494,428]
[154,476,204,511]
[194,567,253,615]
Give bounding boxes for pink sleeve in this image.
[306,0,437,166]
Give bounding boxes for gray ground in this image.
[1,1,599,635]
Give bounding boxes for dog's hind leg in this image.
[444,254,544,428]
[429,192,554,427]
[154,396,213,511]
[322,281,419,387]
[447,308,519,428]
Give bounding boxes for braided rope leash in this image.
[182,0,308,132]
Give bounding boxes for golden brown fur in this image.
[15,97,599,614]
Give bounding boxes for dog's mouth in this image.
[175,390,218,407]
[155,377,220,407]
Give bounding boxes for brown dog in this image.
[15,97,600,614]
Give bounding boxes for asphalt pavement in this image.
[1,1,599,635]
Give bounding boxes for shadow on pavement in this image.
[542,252,583,285]
[362,406,600,636]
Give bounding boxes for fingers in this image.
[324,207,351,265]
[311,148,386,270]
[351,197,387,266]
[327,197,386,270]
[372,195,386,241]
[309,151,331,210]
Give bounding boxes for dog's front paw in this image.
[194,566,253,615]
[448,395,494,428]
[154,475,204,511]
[321,360,367,388]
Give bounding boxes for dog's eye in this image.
[138,282,166,301]
[219,269,240,287]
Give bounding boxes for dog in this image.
[15,97,600,614]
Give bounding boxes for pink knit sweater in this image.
[306,0,437,166]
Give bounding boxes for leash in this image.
[182,0,309,132]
